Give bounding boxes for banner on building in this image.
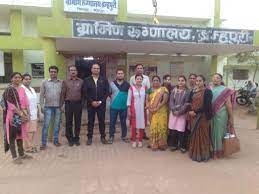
[64,0,118,15]
[73,20,254,45]
[0,51,4,76]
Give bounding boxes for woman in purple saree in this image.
[211,73,235,159]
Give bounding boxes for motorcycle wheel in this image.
[236,96,248,105]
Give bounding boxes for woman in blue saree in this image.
[211,73,235,159]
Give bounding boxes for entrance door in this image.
[75,58,106,80]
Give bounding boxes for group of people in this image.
[1,63,236,164]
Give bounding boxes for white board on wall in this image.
[0,51,4,76]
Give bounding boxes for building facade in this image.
[0,0,259,88]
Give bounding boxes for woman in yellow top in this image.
[146,75,169,151]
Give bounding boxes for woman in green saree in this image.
[211,73,235,159]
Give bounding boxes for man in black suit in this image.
[83,63,109,145]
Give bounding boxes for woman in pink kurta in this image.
[3,72,32,164]
[168,75,191,153]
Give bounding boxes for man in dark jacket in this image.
[83,63,109,145]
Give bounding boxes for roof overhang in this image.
[56,37,258,56]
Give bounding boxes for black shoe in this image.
[121,137,130,143]
[108,137,114,144]
[68,142,74,147]
[40,145,47,150]
[170,147,178,152]
[54,142,61,147]
[86,139,92,146]
[101,137,108,144]
[74,141,80,146]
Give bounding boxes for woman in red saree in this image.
[188,75,213,162]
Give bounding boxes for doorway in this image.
[75,57,106,80]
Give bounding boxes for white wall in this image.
[223,55,259,89]
[127,55,211,84]
[224,67,258,89]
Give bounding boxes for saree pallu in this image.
[189,89,211,162]
[148,87,168,149]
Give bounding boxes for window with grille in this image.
[232,69,249,80]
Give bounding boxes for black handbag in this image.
[11,113,22,136]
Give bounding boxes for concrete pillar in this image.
[56,53,66,80]
[117,0,127,22]
[211,55,218,75]
[213,0,221,27]
[42,38,57,79]
[211,0,221,74]
[12,50,24,73]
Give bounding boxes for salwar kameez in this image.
[127,85,147,142]
[3,86,29,158]
[168,88,190,150]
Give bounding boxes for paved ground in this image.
[0,107,259,194]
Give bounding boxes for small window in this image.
[232,69,249,80]
[0,53,13,84]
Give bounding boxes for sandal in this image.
[25,148,34,153]
[32,147,38,153]
[122,138,130,143]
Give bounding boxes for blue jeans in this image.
[109,109,127,139]
[41,107,61,146]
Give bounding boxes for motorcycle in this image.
[236,87,251,106]
[236,81,257,106]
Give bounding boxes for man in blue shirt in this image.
[108,69,130,144]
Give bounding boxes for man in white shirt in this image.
[129,64,150,89]
[129,64,150,140]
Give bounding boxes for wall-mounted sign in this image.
[0,51,4,76]
[64,0,118,15]
[31,63,44,78]
[73,20,254,45]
